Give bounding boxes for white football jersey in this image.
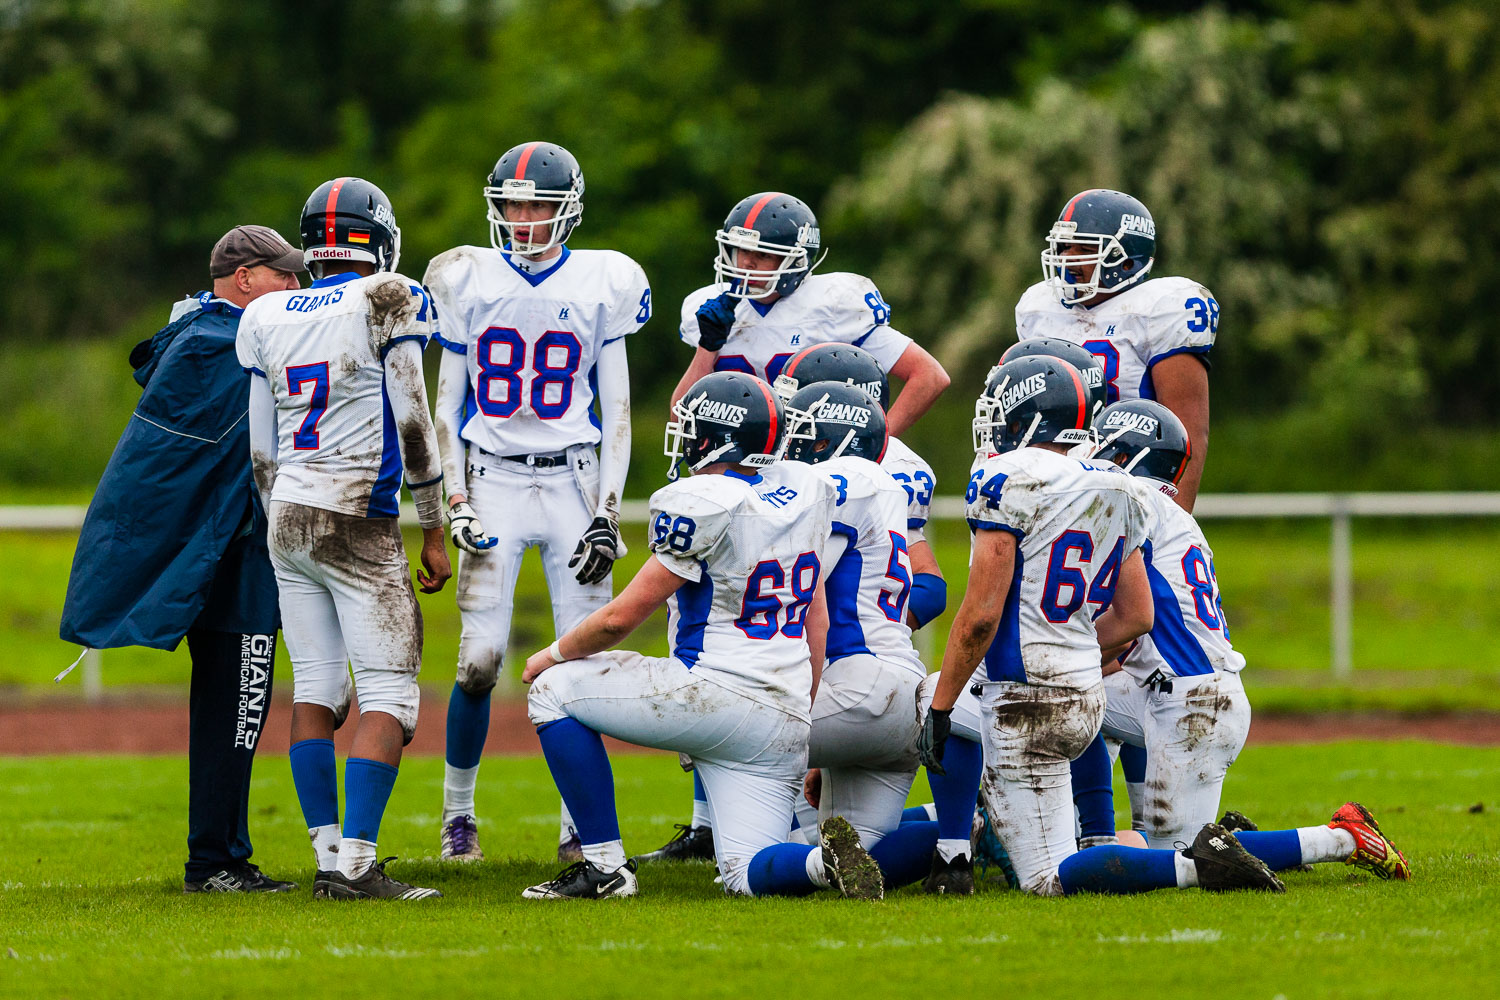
[882,435,936,546]
[817,456,922,675]
[236,272,436,518]
[649,462,837,721]
[1121,480,1244,681]
[1015,275,1217,403]
[965,447,1149,690]
[679,272,912,382]
[425,246,650,455]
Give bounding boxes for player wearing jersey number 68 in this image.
[237,177,450,901]
[424,141,651,864]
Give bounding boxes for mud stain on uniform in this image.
[366,277,418,352]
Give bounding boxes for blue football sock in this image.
[869,820,939,889]
[1071,732,1116,840]
[928,736,983,842]
[444,682,491,770]
[693,770,707,803]
[288,738,339,829]
[789,812,801,832]
[1233,830,1305,871]
[746,842,819,896]
[900,805,935,825]
[342,757,399,843]
[1059,845,1177,895]
[536,718,620,845]
[1120,742,1148,783]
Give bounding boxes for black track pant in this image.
[185,629,275,882]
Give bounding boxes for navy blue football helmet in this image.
[784,381,888,465]
[1090,399,1192,487]
[771,343,889,409]
[714,192,827,299]
[1041,189,1155,305]
[665,371,786,480]
[1001,338,1107,420]
[300,177,401,276]
[485,141,585,255]
[972,355,1093,454]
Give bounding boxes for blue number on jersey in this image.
[286,361,330,450]
[877,531,913,622]
[1042,530,1132,623]
[1183,545,1222,629]
[531,331,582,419]
[1086,536,1126,618]
[735,551,821,640]
[864,290,891,326]
[476,327,525,417]
[652,513,697,553]
[1184,296,1220,335]
[476,327,583,419]
[912,470,934,506]
[829,475,849,506]
[1083,339,1121,404]
[635,288,652,324]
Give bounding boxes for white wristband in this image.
[548,639,565,663]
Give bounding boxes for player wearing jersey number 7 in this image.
[424,141,650,864]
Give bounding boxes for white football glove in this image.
[447,500,497,555]
[569,515,626,585]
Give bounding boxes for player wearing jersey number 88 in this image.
[1016,189,1213,511]
[237,176,450,901]
[424,141,651,864]
[520,372,886,901]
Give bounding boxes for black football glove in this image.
[694,291,738,352]
[569,515,626,585]
[447,501,497,555]
[916,707,953,775]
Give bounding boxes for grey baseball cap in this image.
[210,225,306,278]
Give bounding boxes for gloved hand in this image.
[694,291,738,352]
[447,500,498,555]
[916,707,952,775]
[569,515,626,585]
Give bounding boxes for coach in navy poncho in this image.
[61,225,304,893]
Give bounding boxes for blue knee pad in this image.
[1071,732,1116,840]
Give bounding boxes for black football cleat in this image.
[1184,823,1285,892]
[183,863,297,894]
[522,859,638,900]
[314,858,442,900]
[630,824,715,863]
[922,852,975,896]
[820,816,883,900]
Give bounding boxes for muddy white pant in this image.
[1100,669,1252,848]
[979,680,1106,896]
[528,650,809,895]
[455,448,610,695]
[806,653,924,848]
[267,502,422,741]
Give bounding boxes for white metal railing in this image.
[11,492,1500,689]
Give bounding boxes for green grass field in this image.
[1,743,1495,999]
[11,517,1500,711]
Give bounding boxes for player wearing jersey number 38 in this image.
[237,176,450,901]
[424,141,651,864]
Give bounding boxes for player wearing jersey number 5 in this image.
[424,141,650,864]
[237,177,450,901]
[670,192,949,437]
[1017,189,1213,511]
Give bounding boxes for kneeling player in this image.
[918,356,1283,896]
[519,372,882,900]
[781,381,940,890]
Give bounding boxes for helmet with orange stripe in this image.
[484,141,585,257]
[1040,189,1155,305]
[713,192,827,300]
[1089,399,1192,488]
[771,343,888,409]
[664,371,786,481]
[299,177,401,278]
[971,355,1093,455]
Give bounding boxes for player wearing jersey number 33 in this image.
[236,176,450,902]
[423,141,651,864]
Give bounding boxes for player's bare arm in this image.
[521,555,687,682]
[930,528,1014,712]
[884,341,950,438]
[1092,548,1153,650]
[1148,351,1209,511]
[806,581,828,705]
[383,338,451,593]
